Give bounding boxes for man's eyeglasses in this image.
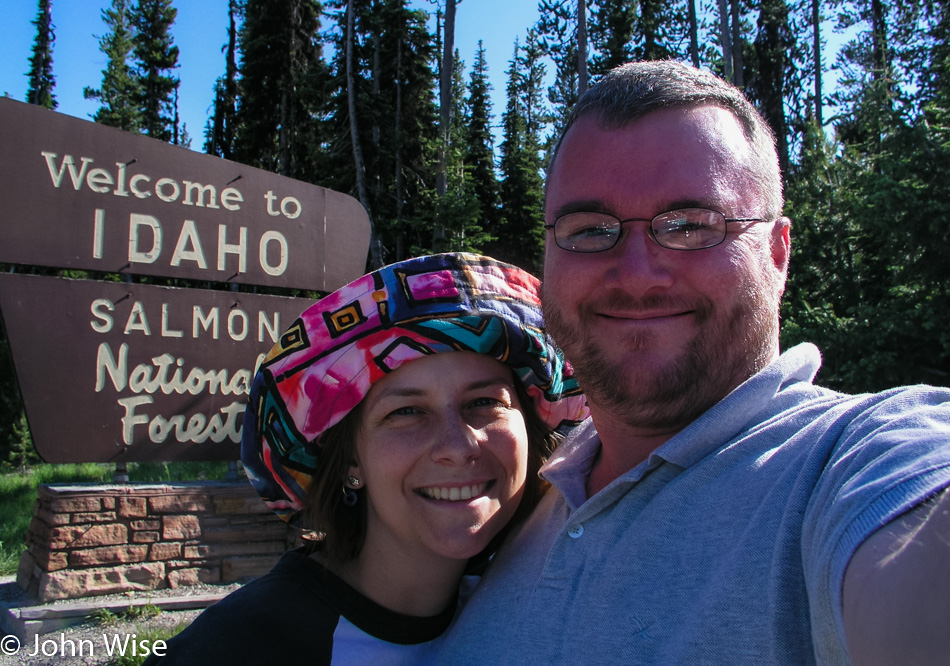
[544,208,768,253]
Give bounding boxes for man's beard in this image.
[542,270,780,433]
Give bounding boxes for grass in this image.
[93,603,163,626]
[102,621,191,666]
[0,461,231,576]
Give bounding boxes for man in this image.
[440,61,950,664]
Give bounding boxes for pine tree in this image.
[436,0,457,200]
[234,0,327,179]
[84,0,142,132]
[465,41,501,238]
[588,0,634,77]
[427,50,490,255]
[204,0,240,158]
[748,0,795,174]
[832,1,931,151]
[495,35,547,274]
[25,0,56,109]
[811,0,823,126]
[781,0,950,391]
[632,0,686,61]
[687,0,700,66]
[536,0,581,148]
[322,0,438,261]
[130,0,181,142]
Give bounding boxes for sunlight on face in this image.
[354,351,530,565]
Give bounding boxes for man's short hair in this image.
[549,60,784,220]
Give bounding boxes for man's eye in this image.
[566,224,614,240]
[658,220,702,235]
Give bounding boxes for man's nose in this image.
[604,223,675,292]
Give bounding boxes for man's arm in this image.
[843,487,950,665]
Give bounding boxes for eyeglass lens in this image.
[554,209,728,252]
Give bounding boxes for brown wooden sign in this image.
[0,97,370,291]
[0,273,315,463]
[0,100,372,463]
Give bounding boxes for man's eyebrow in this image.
[550,198,725,220]
[549,199,612,219]
[665,198,719,211]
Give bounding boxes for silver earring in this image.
[342,476,361,507]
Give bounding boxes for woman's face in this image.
[352,351,530,565]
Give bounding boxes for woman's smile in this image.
[418,481,492,501]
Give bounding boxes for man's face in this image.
[542,105,790,434]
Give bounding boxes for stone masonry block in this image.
[132,531,160,544]
[149,542,183,561]
[48,497,101,513]
[214,495,271,516]
[163,515,201,540]
[47,524,128,550]
[150,495,212,514]
[200,517,230,528]
[71,511,117,524]
[167,567,204,589]
[28,520,49,543]
[183,545,210,559]
[118,496,148,518]
[34,509,71,526]
[200,566,220,584]
[203,522,288,543]
[222,555,280,582]
[68,545,148,567]
[130,519,161,531]
[16,550,39,591]
[203,541,284,558]
[31,548,68,572]
[37,562,165,603]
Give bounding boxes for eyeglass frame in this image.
[543,208,771,253]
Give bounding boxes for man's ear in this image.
[771,216,792,276]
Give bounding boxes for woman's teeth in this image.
[420,482,487,501]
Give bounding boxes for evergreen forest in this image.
[4,0,950,464]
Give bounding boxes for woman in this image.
[147,253,587,664]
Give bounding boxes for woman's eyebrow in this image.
[465,378,515,392]
[369,376,514,406]
[371,386,425,402]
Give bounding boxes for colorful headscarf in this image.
[241,252,588,523]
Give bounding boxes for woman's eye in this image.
[388,406,420,417]
[470,396,507,409]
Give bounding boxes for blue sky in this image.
[1,0,541,150]
[3,1,856,152]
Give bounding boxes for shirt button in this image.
[568,524,584,539]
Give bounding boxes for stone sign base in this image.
[17,482,296,603]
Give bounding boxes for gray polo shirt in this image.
[440,344,950,664]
